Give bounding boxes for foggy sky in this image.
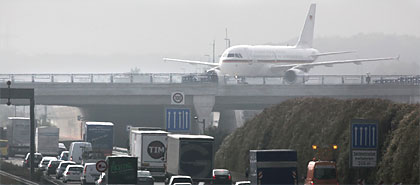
[0,0,419,73]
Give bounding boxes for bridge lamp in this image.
[311,145,317,150]
[332,145,338,150]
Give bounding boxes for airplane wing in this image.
[271,55,399,71]
[163,58,219,67]
[312,51,354,57]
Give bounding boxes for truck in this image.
[128,127,162,155]
[249,149,298,185]
[165,134,214,182]
[303,144,338,185]
[131,130,168,179]
[105,156,138,185]
[6,117,30,156]
[82,122,114,156]
[35,126,60,156]
[304,161,338,185]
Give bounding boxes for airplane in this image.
[164,4,398,84]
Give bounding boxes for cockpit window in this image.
[227,53,243,58]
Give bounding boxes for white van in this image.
[81,163,101,185]
[69,142,92,164]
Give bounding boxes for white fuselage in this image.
[218,45,319,76]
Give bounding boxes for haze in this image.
[1,0,419,73]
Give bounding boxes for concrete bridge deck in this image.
[1,73,418,146]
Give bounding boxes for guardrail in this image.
[0,73,418,85]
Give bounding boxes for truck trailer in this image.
[83,122,114,156]
[6,117,30,156]
[166,134,214,182]
[249,149,298,185]
[128,127,162,155]
[35,126,59,156]
[131,130,168,179]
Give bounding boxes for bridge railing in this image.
[0,73,418,85]
[223,75,420,85]
[0,73,189,84]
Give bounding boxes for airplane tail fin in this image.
[296,4,316,48]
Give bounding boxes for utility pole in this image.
[212,40,216,63]
[225,28,231,49]
[0,81,36,180]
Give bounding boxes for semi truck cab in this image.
[304,161,338,185]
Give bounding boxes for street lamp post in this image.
[194,116,206,135]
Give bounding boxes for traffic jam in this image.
[2,118,339,185]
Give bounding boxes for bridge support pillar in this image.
[193,95,215,134]
[218,110,237,133]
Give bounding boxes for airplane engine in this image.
[284,69,308,84]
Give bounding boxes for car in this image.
[234,181,250,185]
[62,164,84,183]
[56,161,76,179]
[23,152,43,168]
[58,151,69,161]
[45,160,63,176]
[38,156,57,171]
[0,139,8,159]
[81,163,101,185]
[168,175,193,185]
[211,169,232,185]
[137,170,154,185]
[173,183,192,185]
[95,172,107,185]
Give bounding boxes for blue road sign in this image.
[351,120,378,149]
[166,108,191,131]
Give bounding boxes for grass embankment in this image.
[214,98,419,184]
[0,160,44,183]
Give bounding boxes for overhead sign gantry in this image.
[0,81,36,180]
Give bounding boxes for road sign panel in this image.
[96,160,108,172]
[166,108,190,131]
[351,120,378,149]
[352,150,377,167]
[171,92,185,105]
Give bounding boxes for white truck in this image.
[131,130,168,179]
[7,117,30,156]
[36,126,60,156]
[128,127,162,155]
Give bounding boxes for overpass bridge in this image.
[1,73,419,145]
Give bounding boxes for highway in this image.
[2,155,168,185]
[1,148,168,185]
